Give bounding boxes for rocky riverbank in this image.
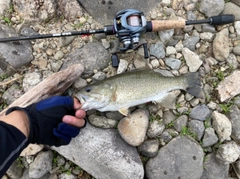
[1,0,240,179]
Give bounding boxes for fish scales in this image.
[74,70,204,116]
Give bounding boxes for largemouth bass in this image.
[74,70,204,116]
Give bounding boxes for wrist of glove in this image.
[6,96,85,147]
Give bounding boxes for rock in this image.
[165,58,181,70]
[92,72,106,81]
[217,70,240,102]
[61,42,110,78]
[54,51,64,60]
[202,127,219,147]
[73,78,87,89]
[13,0,57,22]
[149,41,166,59]
[216,141,240,164]
[183,36,200,51]
[2,84,23,105]
[199,0,225,17]
[29,151,53,178]
[146,136,204,179]
[233,45,240,56]
[183,0,197,11]
[88,114,118,128]
[223,2,240,21]
[200,32,214,42]
[160,128,178,143]
[158,90,180,109]
[58,0,83,20]
[229,105,240,143]
[53,123,144,179]
[22,72,42,92]
[188,120,205,141]
[78,0,160,25]
[138,139,159,158]
[59,173,77,179]
[117,59,128,74]
[200,153,229,179]
[212,111,232,142]
[118,109,149,146]
[147,120,165,138]
[163,110,176,125]
[235,21,240,36]
[0,24,33,71]
[232,160,240,178]
[101,39,110,49]
[213,28,230,62]
[227,53,239,69]
[182,48,202,72]
[6,160,23,179]
[189,104,212,121]
[166,46,177,56]
[59,36,75,47]
[0,0,11,15]
[20,144,44,156]
[173,115,188,132]
[158,29,174,45]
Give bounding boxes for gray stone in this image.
[213,28,230,62]
[118,109,149,146]
[165,58,181,70]
[158,90,180,109]
[92,71,106,81]
[73,78,87,90]
[6,160,23,179]
[149,41,165,59]
[229,105,240,143]
[232,160,240,179]
[61,42,110,78]
[226,53,239,69]
[22,72,42,92]
[158,29,174,45]
[13,0,57,22]
[54,51,64,60]
[212,111,232,142]
[146,136,204,179]
[223,2,240,21]
[217,70,240,102]
[147,120,165,138]
[173,115,188,132]
[188,120,205,141]
[163,110,176,125]
[200,153,229,179]
[189,104,212,121]
[199,0,224,17]
[160,128,178,143]
[0,24,33,71]
[183,36,200,51]
[53,123,144,179]
[138,139,159,158]
[29,151,53,178]
[233,45,240,56]
[202,128,219,147]
[88,114,118,128]
[105,111,124,121]
[59,173,77,179]
[78,0,160,25]
[216,141,240,164]
[2,84,23,105]
[0,0,11,15]
[117,59,128,74]
[182,48,202,72]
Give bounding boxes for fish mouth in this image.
[75,94,87,104]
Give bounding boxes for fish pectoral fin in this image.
[119,108,130,116]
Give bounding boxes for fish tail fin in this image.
[184,72,205,99]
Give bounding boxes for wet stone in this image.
[138,139,159,158]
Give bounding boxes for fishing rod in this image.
[0,9,235,67]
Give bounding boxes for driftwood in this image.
[0,64,84,119]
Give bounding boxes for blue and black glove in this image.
[6,96,85,147]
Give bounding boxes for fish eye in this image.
[85,87,91,92]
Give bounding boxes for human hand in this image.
[6,96,86,147]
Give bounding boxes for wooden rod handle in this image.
[150,20,186,31]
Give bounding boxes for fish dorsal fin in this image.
[119,107,130,116]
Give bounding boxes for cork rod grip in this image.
[151,20,186,31]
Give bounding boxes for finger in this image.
[73,98,81,110]
[75,109,86,119]
[62,115,85,127]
